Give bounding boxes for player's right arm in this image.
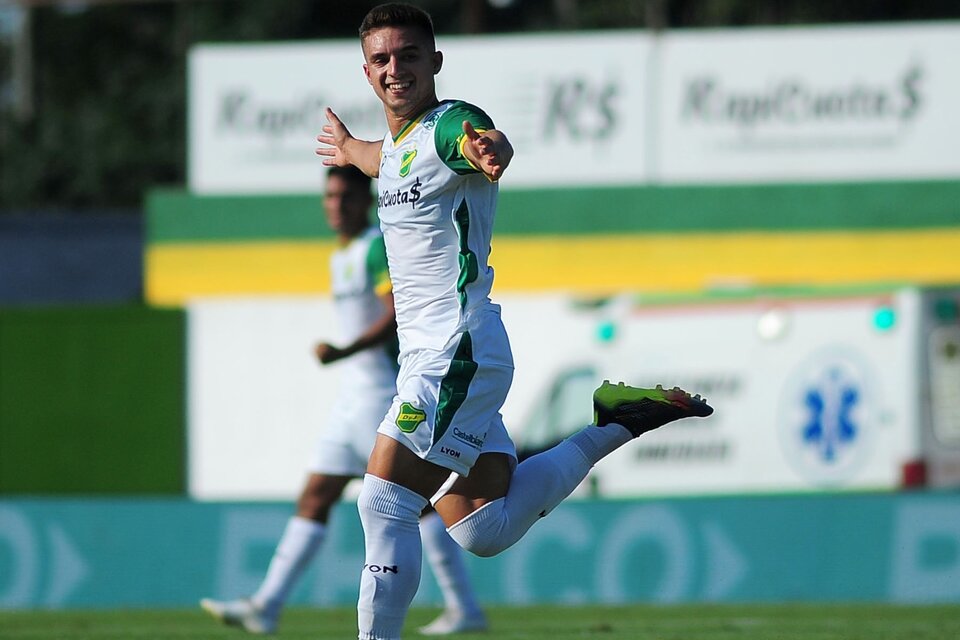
[314,235,397,365]
[314,290,396,364]
[316,107,382,178]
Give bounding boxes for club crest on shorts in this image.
[396,402,427,433]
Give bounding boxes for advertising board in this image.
[658,23,960,182]
[188,24,960,193]
[188,33,650,194]
[188,288,936,499]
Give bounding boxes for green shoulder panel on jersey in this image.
[435,101,496,176]
[365,233,391,295]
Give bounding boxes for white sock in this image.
[567,422,632,464]
[357,474,429,640]
[448,424,630,557]
[420,510,483,616]
[251,516,326,618]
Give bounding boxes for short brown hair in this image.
[359,3,435,50]
[327,165,371,192]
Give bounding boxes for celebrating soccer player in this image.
[316,4,713,639]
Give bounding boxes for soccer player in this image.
[316,4,713,639]
[200,165,488,636]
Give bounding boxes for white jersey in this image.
[329,226,398,390]
[376,100,500,356]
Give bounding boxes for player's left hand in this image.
[462,121,513,181]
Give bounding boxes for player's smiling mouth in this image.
[388,81,412,92]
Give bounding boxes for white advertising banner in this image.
[188,33,651,194]
[437,33,651,188]
[188,42,385,195]
[188,290,924,499]
[189,23,960,194]
[657,23,960,183]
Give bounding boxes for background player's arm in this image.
[315,290,397,365]
[316,107,382,178]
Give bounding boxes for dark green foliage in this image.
[0,305,185,494]
[1,0,958,210]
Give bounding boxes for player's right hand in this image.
[314,342,346,365]
[316,108,353,167]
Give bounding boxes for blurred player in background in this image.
[200,165,487,636]
[317,4,713,639]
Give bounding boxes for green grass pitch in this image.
[2,604,959,639]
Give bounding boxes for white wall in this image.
[188,289,923,499]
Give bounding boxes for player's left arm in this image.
[437,102,513,182]
[460,121,513,182]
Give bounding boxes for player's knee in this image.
[296,491,336,522]
[450,528,507,558]
[296,500,332,522]
[447,498,509,558]
[462,538,503,558]
[356,474,427,530]
[356,478,383,524]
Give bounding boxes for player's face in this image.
[323,175,370,239]
[362,25,442,123]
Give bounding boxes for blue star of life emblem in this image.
[801,367,859,463]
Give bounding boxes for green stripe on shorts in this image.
[434,332,478,445]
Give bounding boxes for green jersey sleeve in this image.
[365,234,392,296]
[434,101,496,175]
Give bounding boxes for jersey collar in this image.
[392,101,445,144]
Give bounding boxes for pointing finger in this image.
[462,120,480,140]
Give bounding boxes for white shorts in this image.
[378,307,518,477]
[308,384,395,477]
